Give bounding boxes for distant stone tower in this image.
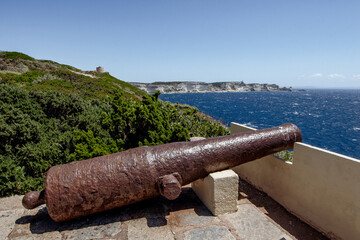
[96,66,105,73]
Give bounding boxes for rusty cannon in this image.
[22,123,302,222]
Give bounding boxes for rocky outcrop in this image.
[130,81,292,94]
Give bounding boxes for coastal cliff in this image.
[130,81,292,94]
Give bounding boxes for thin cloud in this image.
[297,75,306,79]
[353,74,360,80]
[328,73,346,79]
[310,73,323,78]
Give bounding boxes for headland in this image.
[130,81,292,94]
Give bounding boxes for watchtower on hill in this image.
[96,66,105,73]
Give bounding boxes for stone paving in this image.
[0,179,329,240]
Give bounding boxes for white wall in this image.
[231,122,360,240]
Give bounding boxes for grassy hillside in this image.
[0,51,229,196]
[0,51,147,101]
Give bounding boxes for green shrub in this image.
[69,130,118,161]
[0,85,112,196]
[0,86,229,197]
[274,150,293,162]
[0,71,44,85]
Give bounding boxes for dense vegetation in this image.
[0,52,229,196]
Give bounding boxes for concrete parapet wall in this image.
[230,122,360,240]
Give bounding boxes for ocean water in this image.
[159,89,360,159]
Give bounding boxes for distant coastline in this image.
[130,81,292,94]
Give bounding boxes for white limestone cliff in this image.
[130,81,292,94]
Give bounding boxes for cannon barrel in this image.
[22,123,301,222]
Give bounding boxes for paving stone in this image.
[222,204,293,240]
[60,209,122,239]
[0,209,24,240]
[62,222,121,240]
[8,207,62,240]
[7,222,31,240]
[10,231,62,240]
[127,217,174,240]
[21,207,62,234]
[0,195,24,211]
[9,214,62,240]
[173,207,220,227]
[184,225,236,240]
[0,191,304,240]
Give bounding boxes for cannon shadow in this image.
[15,186,211,234]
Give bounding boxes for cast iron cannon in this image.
[22,123,302,222]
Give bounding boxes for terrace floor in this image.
[1,178,329,240]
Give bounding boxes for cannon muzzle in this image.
[23,123,301,222]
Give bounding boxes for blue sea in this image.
[159,89,360,159]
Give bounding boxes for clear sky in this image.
[1,0,359,88]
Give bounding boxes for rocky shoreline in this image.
[130,81,292,94]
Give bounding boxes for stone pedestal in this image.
[191,169,239,216]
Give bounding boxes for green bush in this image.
[0,86,229,197]
[0,85,112,196]
[0,71,45,85]
[274,150,293,162]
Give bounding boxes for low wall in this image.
[231,122,360,240]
